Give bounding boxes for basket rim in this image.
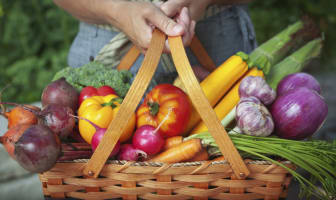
[58,159,292,167]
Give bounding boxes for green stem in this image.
[147,101,159,116]
[101,97,123,108]
[266,38,323,89]
[221,106,236,128]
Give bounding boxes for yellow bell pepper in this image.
[78,94,136,144]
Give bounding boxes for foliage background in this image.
[0,0,335,103]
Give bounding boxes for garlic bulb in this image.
[236,96,274,137]
[239,76,276,105]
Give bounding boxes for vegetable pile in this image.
[0,19,334,200]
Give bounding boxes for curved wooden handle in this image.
[117,46,141,70]
[83,29,166,178]
[168,36,250,179]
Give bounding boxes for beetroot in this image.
[0,102,75,140]
[0,124,31,159]
[41,77,79,112]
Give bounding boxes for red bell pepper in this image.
[136,84,191,138]
[79,86,116,105]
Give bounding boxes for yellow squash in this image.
[184,53,250,133]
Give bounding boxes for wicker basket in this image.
[39,30,296,200]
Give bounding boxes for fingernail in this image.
[173,24,184,34]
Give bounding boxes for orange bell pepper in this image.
[78,94,136,144]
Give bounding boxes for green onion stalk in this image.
[186,132,336,200]
[266,37,323,90]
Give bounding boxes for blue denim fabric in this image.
[67,5,257,87]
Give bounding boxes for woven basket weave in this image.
[40,143,295,200]
[39,30,295,200]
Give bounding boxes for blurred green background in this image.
[0,0,335,103]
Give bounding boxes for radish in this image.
[118,144,147,161]
[132,111,169,156]
[74,115,120,157]
[132,125,165,156]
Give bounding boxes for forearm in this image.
[53,0,120,25]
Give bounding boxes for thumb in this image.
[149,11,185,36]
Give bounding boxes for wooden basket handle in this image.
[83,29,166,178]
[83,29,250,179]
[116,35,216,72]
[168,36,249,179]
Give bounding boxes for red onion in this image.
[271,87,328,140]
[236,96,274,136]
[118,144,147,161]
[132,125,164,156]
[239,76,276,105]
[277,72,321,96]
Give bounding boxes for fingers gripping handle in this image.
[168,36,250,179]
[83,29,166,178]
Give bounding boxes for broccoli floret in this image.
[52,61,133,98]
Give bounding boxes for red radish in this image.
[74,115,120,157]
[132,125,165,156]
[118,144,147,161]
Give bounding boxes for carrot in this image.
[163,136,183,150]
[187,149,209,162]
[212,156,225,161]
[150,139,202,163]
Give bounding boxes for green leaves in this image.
[0,1,77,104]
[188,132,336,200]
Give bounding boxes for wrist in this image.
[99,0,126,27]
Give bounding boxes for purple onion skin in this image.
[239,76,276,105]
[277,72,321,96]
[271,87,328,140]
[236,97,274,137]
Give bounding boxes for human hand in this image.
[160,0,213,22]
[107,1,192,53]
